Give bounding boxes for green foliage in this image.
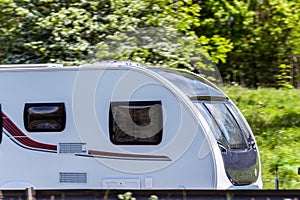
[0,0,110,64]
[277,64,294,89]
[117,192,158,200]
[95,28,213,73]
[118,192,136,200]
[0,0,232,77]
[93,0,232,80]
[223,86,300,189]
[199,0,300,88]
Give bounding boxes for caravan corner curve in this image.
[0,60,262,190]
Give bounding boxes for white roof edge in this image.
[0,63,63,68]
[80,60,144,68]
[0,61,144,69]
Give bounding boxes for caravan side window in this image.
[109,101,163,145]
[24,103,66,132]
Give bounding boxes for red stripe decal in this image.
[2,112,57,151]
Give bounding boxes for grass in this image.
[222,86,300,189]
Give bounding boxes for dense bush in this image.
[223,86,300,189]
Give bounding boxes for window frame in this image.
[109,101,163,145]
[24,102,66,132]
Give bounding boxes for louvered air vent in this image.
[59,172,87,183]
[59,143,85,153]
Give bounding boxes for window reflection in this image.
[110,101,163,145]
[203,103,248,149]
[24,103,66,132]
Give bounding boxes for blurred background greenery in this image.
[0,0,300,189]
[224,86,300,189]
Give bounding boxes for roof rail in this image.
[87,60,142,68]
[0,63,63,68]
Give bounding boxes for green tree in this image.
[197,0,300,88]
[246,0,300,88]
[93,0,232,82]
[0,0,110,64]
[0,0,233,82]
[196,0,254,85]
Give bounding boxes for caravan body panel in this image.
[0,61,262,189]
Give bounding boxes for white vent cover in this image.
[59,143,85,153]
[59,172,87,183]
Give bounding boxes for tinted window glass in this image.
[24,103,66,132]
[109,101,163,145]
[194,103,228,147]
[226,103,251,140]
[204,103,248,149]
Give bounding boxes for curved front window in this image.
[203,102,248,150]
[195,101,259,185]
[150,68,259,186]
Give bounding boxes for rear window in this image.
[109,101,163,145]
[24,103,66,132]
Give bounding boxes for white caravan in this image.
[0,61,262,190]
